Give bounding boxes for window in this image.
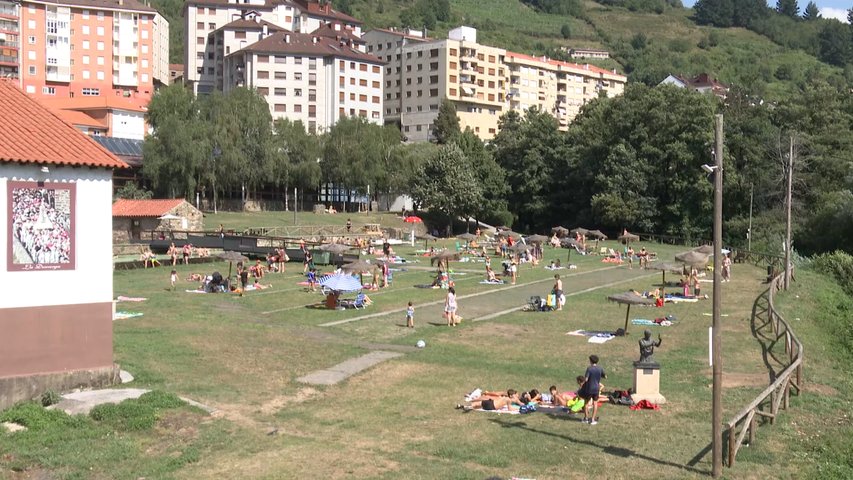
[406,91,411,98]
[82,70,90,79]
[308,104,316,117]
[292,72,301,81]
[98,56,105,65]
[359,79,367,87]
[417,77,423,84]
[385,93,391,100]
[257,87,269,95]
[141,29,149,39]
[274,71,286,80]
[141,73,148,82]
[449,48,457,56]
[372,65,380,73]
[207,67,213,74]
[258,55,269,63]
[308,73,316,85]
[235,31,246,39]
[359,109,367,117]
[28,19,36,29]
[489,128,496,134]
[308,89,315,101]
[97,26,104,36]
[274,104,286,112]
[82,9,89,19]
[373,81,380,88]
[142,45,148,53]
[258,70,269,79]
[97,71,104,80]
[96,41,104,50]
[308,58,316,70]
[339,91,345,101]
[294,88,302,97]
[28,36,36,44]
[371,96,379,104]
[97,11,104,20]
[449,61,457,69]
[489,55,495,62]
[208,23,215,30]
[294,56,302,65]
[82,25,90,35]
[339,76,344,87]
[417,90,423,97]
[417,51,423,58]
[82,88,100,96]
[488,68,495,75]
[488,93,495,101]
[294,104,302,113]
[406,78,411,85]
[372,111,380,119]
[349,78,355,85]
[449,88,457,96]
[359,94,367,102]
[274,87,286,96]
[42,87,56,95]
[449,75,457,82]
[27,51,35,60]
[275,56,286,64]
[430,88,438,97]
[83,40,90,49]
[416,125,422,132]
[208,7,216,14]
[349,93,355,100]
[430,48,439,58]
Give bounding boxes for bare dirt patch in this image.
[804,382,838,396]
[258,386,320,415]
[721,372,771,389]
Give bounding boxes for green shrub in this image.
[0,402,83,430]
[811,251,853,296]
[90,400,156,431]
[138,390,186,409]
[41,390,61,407]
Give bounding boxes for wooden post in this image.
[783,382,790,410]
[728,428,735,467]
[770,391,776,425]
[748,413,756,445]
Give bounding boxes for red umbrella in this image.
[404,216,423,223]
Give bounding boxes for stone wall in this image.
[0,364,119,411]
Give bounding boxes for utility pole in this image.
[711,114,724,477]
[784,135,793,290]
[748,184,753,252]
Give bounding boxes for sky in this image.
[679,0,850,23]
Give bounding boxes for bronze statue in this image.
[638,329,662,365]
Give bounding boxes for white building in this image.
[223,27,383,132]
[153,13,170,85]
[0,79,128,410]
[183,0,362,94]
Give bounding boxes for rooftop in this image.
[0,80,127,169]
[236,30,382,64]
[112,198,187,217]
[52,109,108,129]
[39,95,148,113]
[26,0,156,13]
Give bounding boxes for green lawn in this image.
[2,236,849,479]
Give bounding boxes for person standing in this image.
[182,243,192,265]
[346,218,352,233]
[406,301,415,328]
[580,355,606,425]
[722,253,732,282]
[445,286,458,327]
[168,242,178,266]
[553,274,563,311]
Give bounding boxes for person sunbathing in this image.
[457,390,521,412]
[251,280,272,290]
[485,265,498,282]
[186,273,205,282]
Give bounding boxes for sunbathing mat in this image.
[479,280,505,285]
[116,296,147,302]
[588,335,615,344]
[471,407,520,415]
[665,295,699,303]
[566,329,614,337]
[632,319,674,326]
[114,311,143,321]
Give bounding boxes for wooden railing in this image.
[724,272,803,467]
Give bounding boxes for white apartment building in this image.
[365,26,627,142]
[183,0,361,94]
[223,29,383,133]
[152,12,169,84]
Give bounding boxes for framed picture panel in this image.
[7,181,76,271]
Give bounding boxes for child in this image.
[170,269,177,291]
[307,268,317,292]
[406,301,415,328]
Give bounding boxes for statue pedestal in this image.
[631,362,666,405]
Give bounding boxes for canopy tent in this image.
[319,274,362,293]
[607,292,656,334]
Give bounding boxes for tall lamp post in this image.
[212,146,221,214]
[711,114,725,477]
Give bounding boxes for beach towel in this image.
[665,295,698,303]
[479,280,505,285]
[113,311,143,320]
[472,407,520,415]
[588,334,615,344]
[185,289,208,294]
[567,329,614,337]
[116,296,147,302]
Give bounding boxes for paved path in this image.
[320,265,655,327]
[296,351,404,385]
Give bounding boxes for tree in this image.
[115,182,153,200]
[818,20,852,66]
[455,129,509,225]
[776,0,799,18]
[803,1,820,20]
[272,119,321,206]
[694,0,735,27]
[142,84,210,199]
[410,143,483,233]
[561,23,572,39]
[630,32,648,50]
[432,99,461,144]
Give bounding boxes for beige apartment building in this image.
[365,26,627,142]
[183,0,361,94]
[223,28,383,133]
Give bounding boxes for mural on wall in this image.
[7,181,75,271]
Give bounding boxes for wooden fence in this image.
[724,271,804,467]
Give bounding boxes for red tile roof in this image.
[36,0,156,13]
[504,51,625,79]
[112,198,186,217]
[39,95,148,113]
[0,80,127,169]
[52,109,109,129]
[311,22,364,44]
[217,17,285,32]
[370,27,430,42]
[237,31,382,64]
[294,0,361,24]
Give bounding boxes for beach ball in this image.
[416,340,426,348]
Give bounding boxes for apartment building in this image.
[16,0,169,102]
[152,12,168,84]
[364,26,506,142]
[365,26,627,142]
[223,28,383,133]
[183,0,361,94]
[0,0,19,79]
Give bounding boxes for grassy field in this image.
[5,230,850,479]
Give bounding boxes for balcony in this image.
[0,53,17,64]
[0,39,18,48]
[459,74,476,84]
[459,61,477,74]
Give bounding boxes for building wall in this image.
[0,0,19,80]
[18,0,156,101]
[109,108,145,140]
[152,12,169,85]
[0,164,114,380]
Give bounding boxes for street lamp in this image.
[212,146,221,214]
[710,115,724,477]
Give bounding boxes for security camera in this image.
[701,164,715,174]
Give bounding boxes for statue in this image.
[637,329,662,365]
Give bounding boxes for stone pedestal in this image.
[631,361,666,405]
